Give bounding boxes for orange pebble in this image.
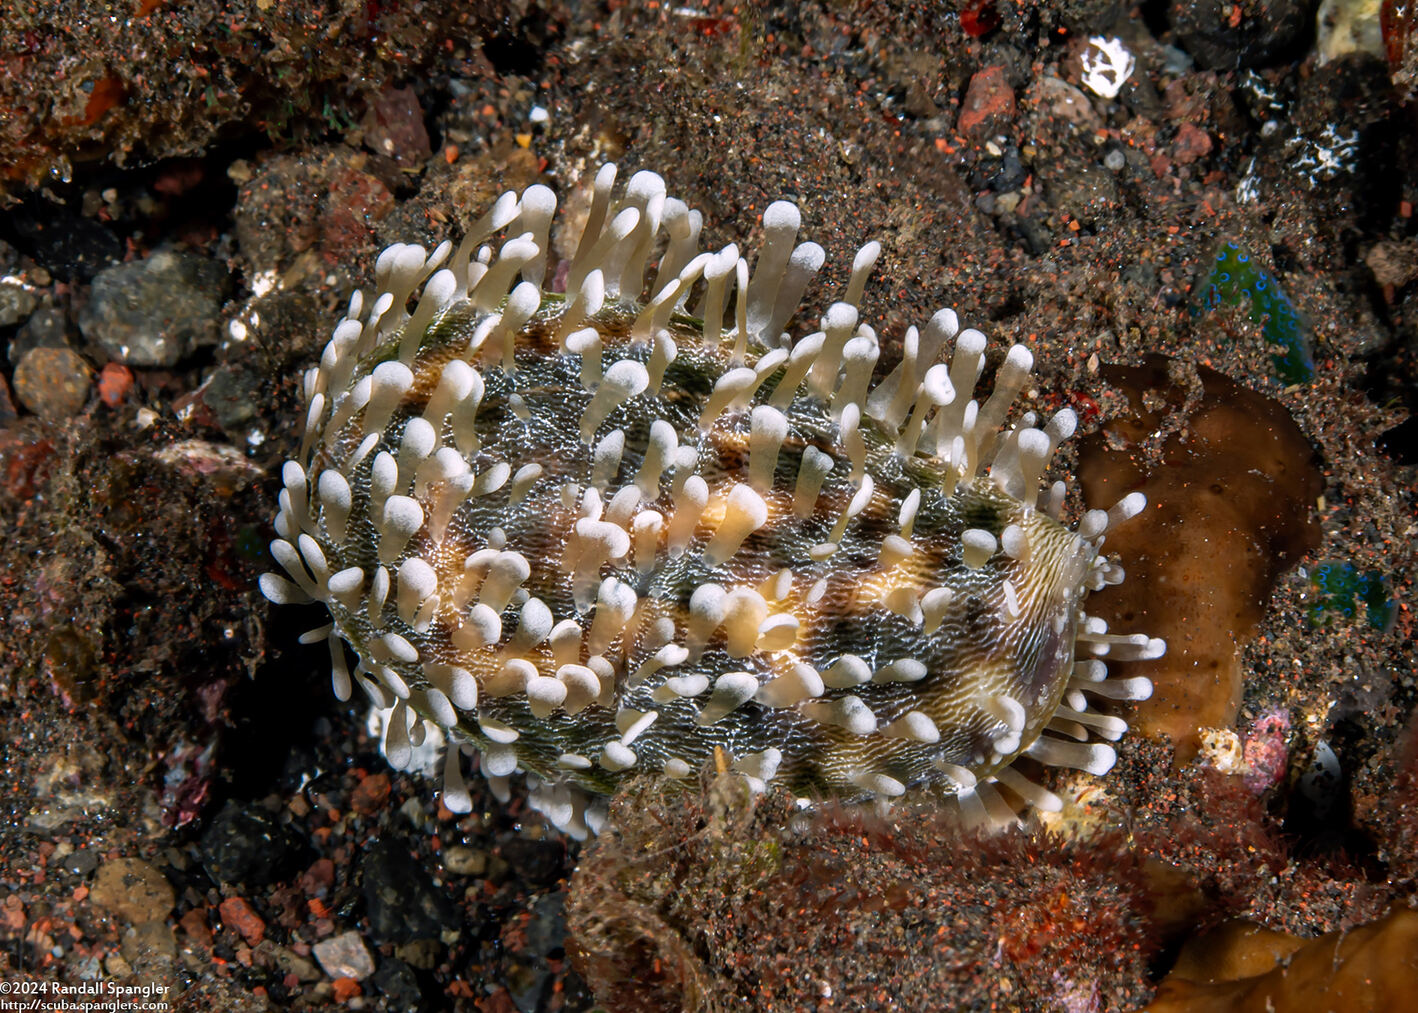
[98,363,134,407]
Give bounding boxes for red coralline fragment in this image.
[74,75,125,127]
[1240,709,1291,797]
[1172,122,1213,165]
[98,363,134,408]
[961,1,1000,37]
[219,896,266,946]
[957,65,1015,140]
[1382,0,1418,95]
[350,771,391,815]
[0,424,56,502]
[361,86,432,170]
[179,906,213,951]
[300,857,336,897]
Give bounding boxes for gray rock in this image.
[1171,0,1311,71]
[0,277,40,327]
[508,893,569,1013]
[361,838,456,944]
[371,957,425,1010]
[198,800,306,888]
[441,845,488,877]
[12,347,91,420]
[80,250,225,367]
[12,305,70,364]
[312,930,375,981]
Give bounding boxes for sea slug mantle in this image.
[260,165,1162,838]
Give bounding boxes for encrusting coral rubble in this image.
[260,164,1162,837]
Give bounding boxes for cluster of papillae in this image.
[261,165,1162,838]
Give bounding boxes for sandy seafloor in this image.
[0,1,1416,1010]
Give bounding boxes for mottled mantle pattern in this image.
[261,166,1161,837]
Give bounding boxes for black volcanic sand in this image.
[0,3,1414,1011]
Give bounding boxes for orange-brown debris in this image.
[1142,909,1418,1013]
[1078,356,1322,760]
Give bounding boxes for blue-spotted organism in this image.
[260,166,1161,837]
[1194,241,1315,384]
[1308,561,1396,632]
